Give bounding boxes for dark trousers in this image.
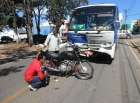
[28,75,49,88]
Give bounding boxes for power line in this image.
[128,0,135,11]
[128,0,137,15]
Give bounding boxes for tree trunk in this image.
[13,2,19,44]
[37,26,40,35]
[23,0,33,47]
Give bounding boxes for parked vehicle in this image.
[0,28,17,42]
[0,27,27,42]
[41,39,94,80]
[18,28,27,41]
[117,30,132,39]
[1,36,13,42]
[132,31,140,35]
[33,35,47,44]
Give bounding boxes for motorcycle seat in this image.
[48,52,59,59]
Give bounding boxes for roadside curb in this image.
[130,40,140,51]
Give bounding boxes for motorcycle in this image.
[41,39,94,80]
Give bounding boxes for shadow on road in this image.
[80,54,113,64]
[0,51,37,65]
[0,66,25,76]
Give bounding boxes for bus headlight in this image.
[101,42,113,48]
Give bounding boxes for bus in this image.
[66,4,121,59]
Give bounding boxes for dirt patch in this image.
[0,42,38,59]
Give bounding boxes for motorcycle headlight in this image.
[101,42,113,48]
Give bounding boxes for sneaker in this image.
[28,85,37,91]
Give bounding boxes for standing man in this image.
[44,27,62,53]
[24,53,49,91]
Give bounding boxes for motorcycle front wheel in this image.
[75,60,94,80]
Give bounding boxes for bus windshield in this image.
[69,6,116,31]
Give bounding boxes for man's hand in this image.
[44,71,48,77]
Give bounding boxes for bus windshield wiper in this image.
[97,18,113,34]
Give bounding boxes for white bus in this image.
[67,4,121,59]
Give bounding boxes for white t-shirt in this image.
[44,33,61,51]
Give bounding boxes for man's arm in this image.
[44,34,50,46]
[35,65,47,80]
[58,33,62,44]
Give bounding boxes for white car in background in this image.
[117,30,132,39]
[0,27,27,42]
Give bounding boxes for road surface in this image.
[0,39,140,103]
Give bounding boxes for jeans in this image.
[28,75,49,88]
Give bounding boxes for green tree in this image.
[0,0,25,32]
[121,24,129,30]
[13,0,34,46]
[14,0,47,46]
[0,0,34,46]
[33,0,46,35]
[45,0,88,28]
[0,0,88,46]
[0,0,14,29]
[0,0,23,43]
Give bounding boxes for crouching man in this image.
[24,53,49,91]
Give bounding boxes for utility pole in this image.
[138,19,140,33]
[124,9,128,30]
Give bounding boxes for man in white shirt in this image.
[44,27,62,53]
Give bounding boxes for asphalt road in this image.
[0,38,140,103]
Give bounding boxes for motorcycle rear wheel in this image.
[75,60,94,80]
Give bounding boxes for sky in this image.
[88,0,140,24]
